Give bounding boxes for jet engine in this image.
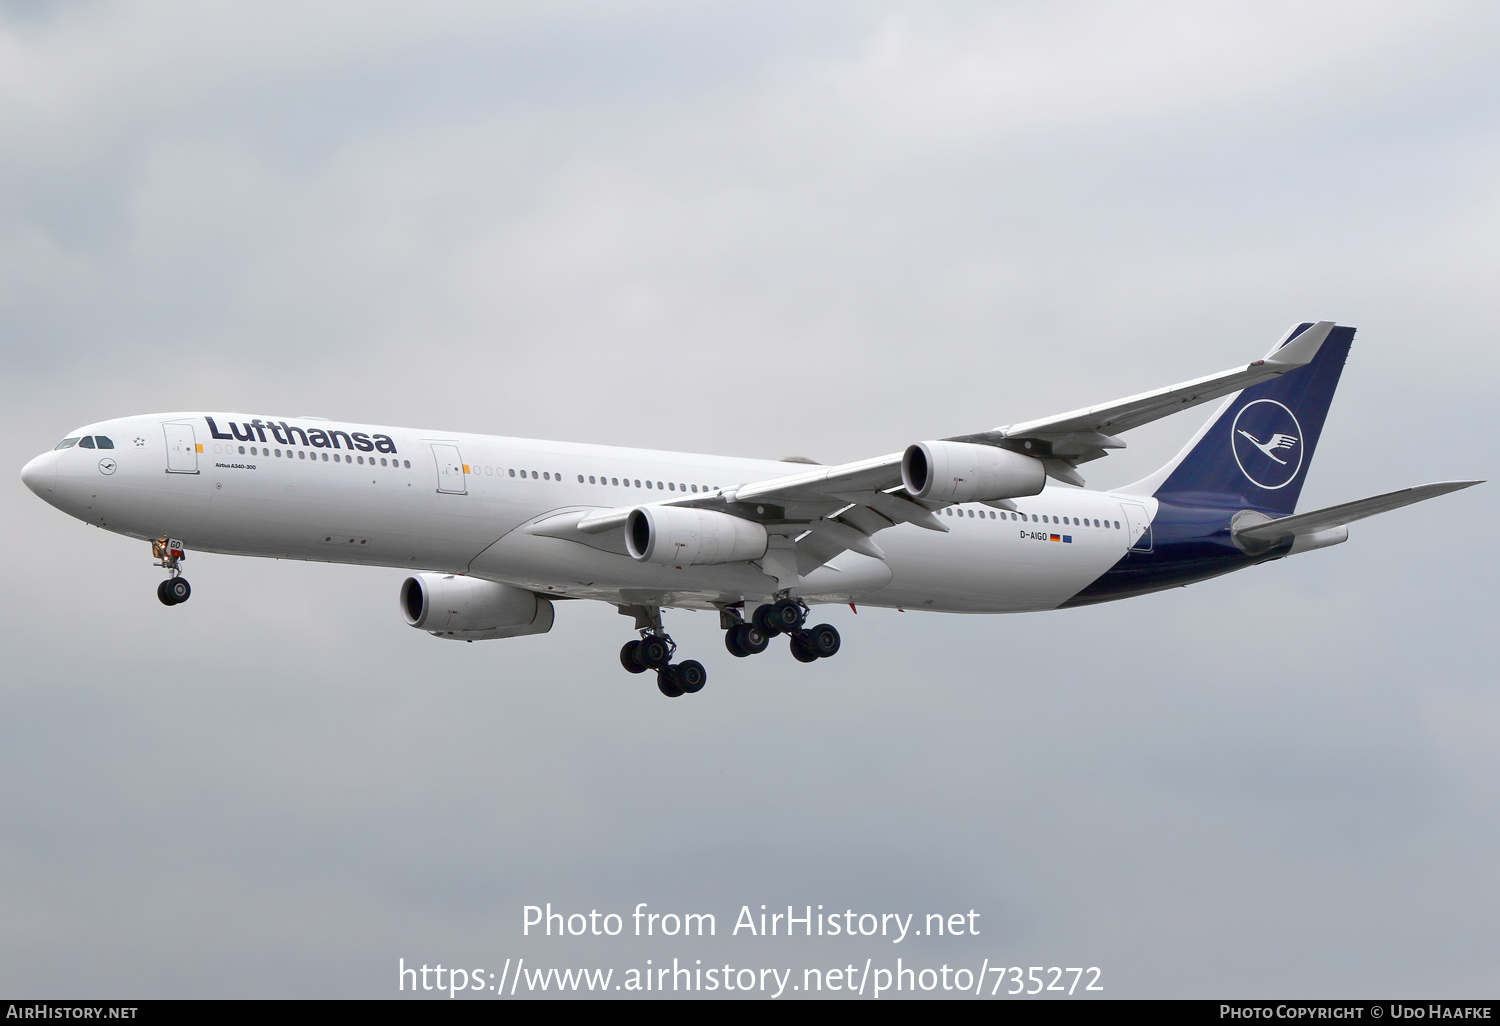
[625,506,769,567]
[901,440,1047,503]
[400,574,554,641]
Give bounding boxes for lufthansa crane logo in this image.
[1231,399,1303,490]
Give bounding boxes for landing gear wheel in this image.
[677,660,707,694]
[737,623,769,655]
[789,631,819,663]
[657,666,684,698]
[771,598,805,633]
[160,578,190,605]
[807,623,841,658]
[726,623,769,657]
[638,635,672,670]
[752,603,781,637]
[157,579,179,606]
[725,628,748,658]
[620,640,648,673]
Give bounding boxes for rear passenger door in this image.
[1119,502,1153,552]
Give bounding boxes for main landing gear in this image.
[726,599,841,664]
[618,606,707,699]
[152,537,192,607]
[618,597,842,699]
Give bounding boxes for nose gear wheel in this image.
[151,538,191,605]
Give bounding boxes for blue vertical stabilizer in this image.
[1145,323,1354,515]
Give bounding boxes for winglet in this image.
[1262,320,1334,368]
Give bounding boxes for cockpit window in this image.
[54,437,81,450]
[79,436,96,449]
[94,436,114,449]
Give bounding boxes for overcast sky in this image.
[1,0,1496,999]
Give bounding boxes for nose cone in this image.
[20,452,56,498]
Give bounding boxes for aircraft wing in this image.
[532,322,1340,574]
[946,321,1335,483]
[1232,480,1483,544]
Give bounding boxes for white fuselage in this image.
[22,413,1157,614]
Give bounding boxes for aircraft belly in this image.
[470,530,777,608]
[866,519,1127,612]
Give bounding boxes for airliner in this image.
[20,321,1479,697]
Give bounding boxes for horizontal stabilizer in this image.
[1233,480,1482,544]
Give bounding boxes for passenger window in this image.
[634,480,641,487]
[54,437,80,449]
[403,460,410,468]
[690,484,698,493]
[612,478,619,486]
[657,481,663,490]
[381,459,388,466]
[79,436,96,449]
[299,451,306,459]
[646,481,653,489]
[668,482,675,491]
[531,471,538,479]
[275,449,282,457]
[543,472,550,480]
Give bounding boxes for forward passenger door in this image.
[163,422,199,474]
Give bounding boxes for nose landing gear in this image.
[152,537,192,606]
[157,577,191,605]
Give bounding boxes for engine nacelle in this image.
[901,440,1046,503]
[400,574,554,641]
[625,505,768,566]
